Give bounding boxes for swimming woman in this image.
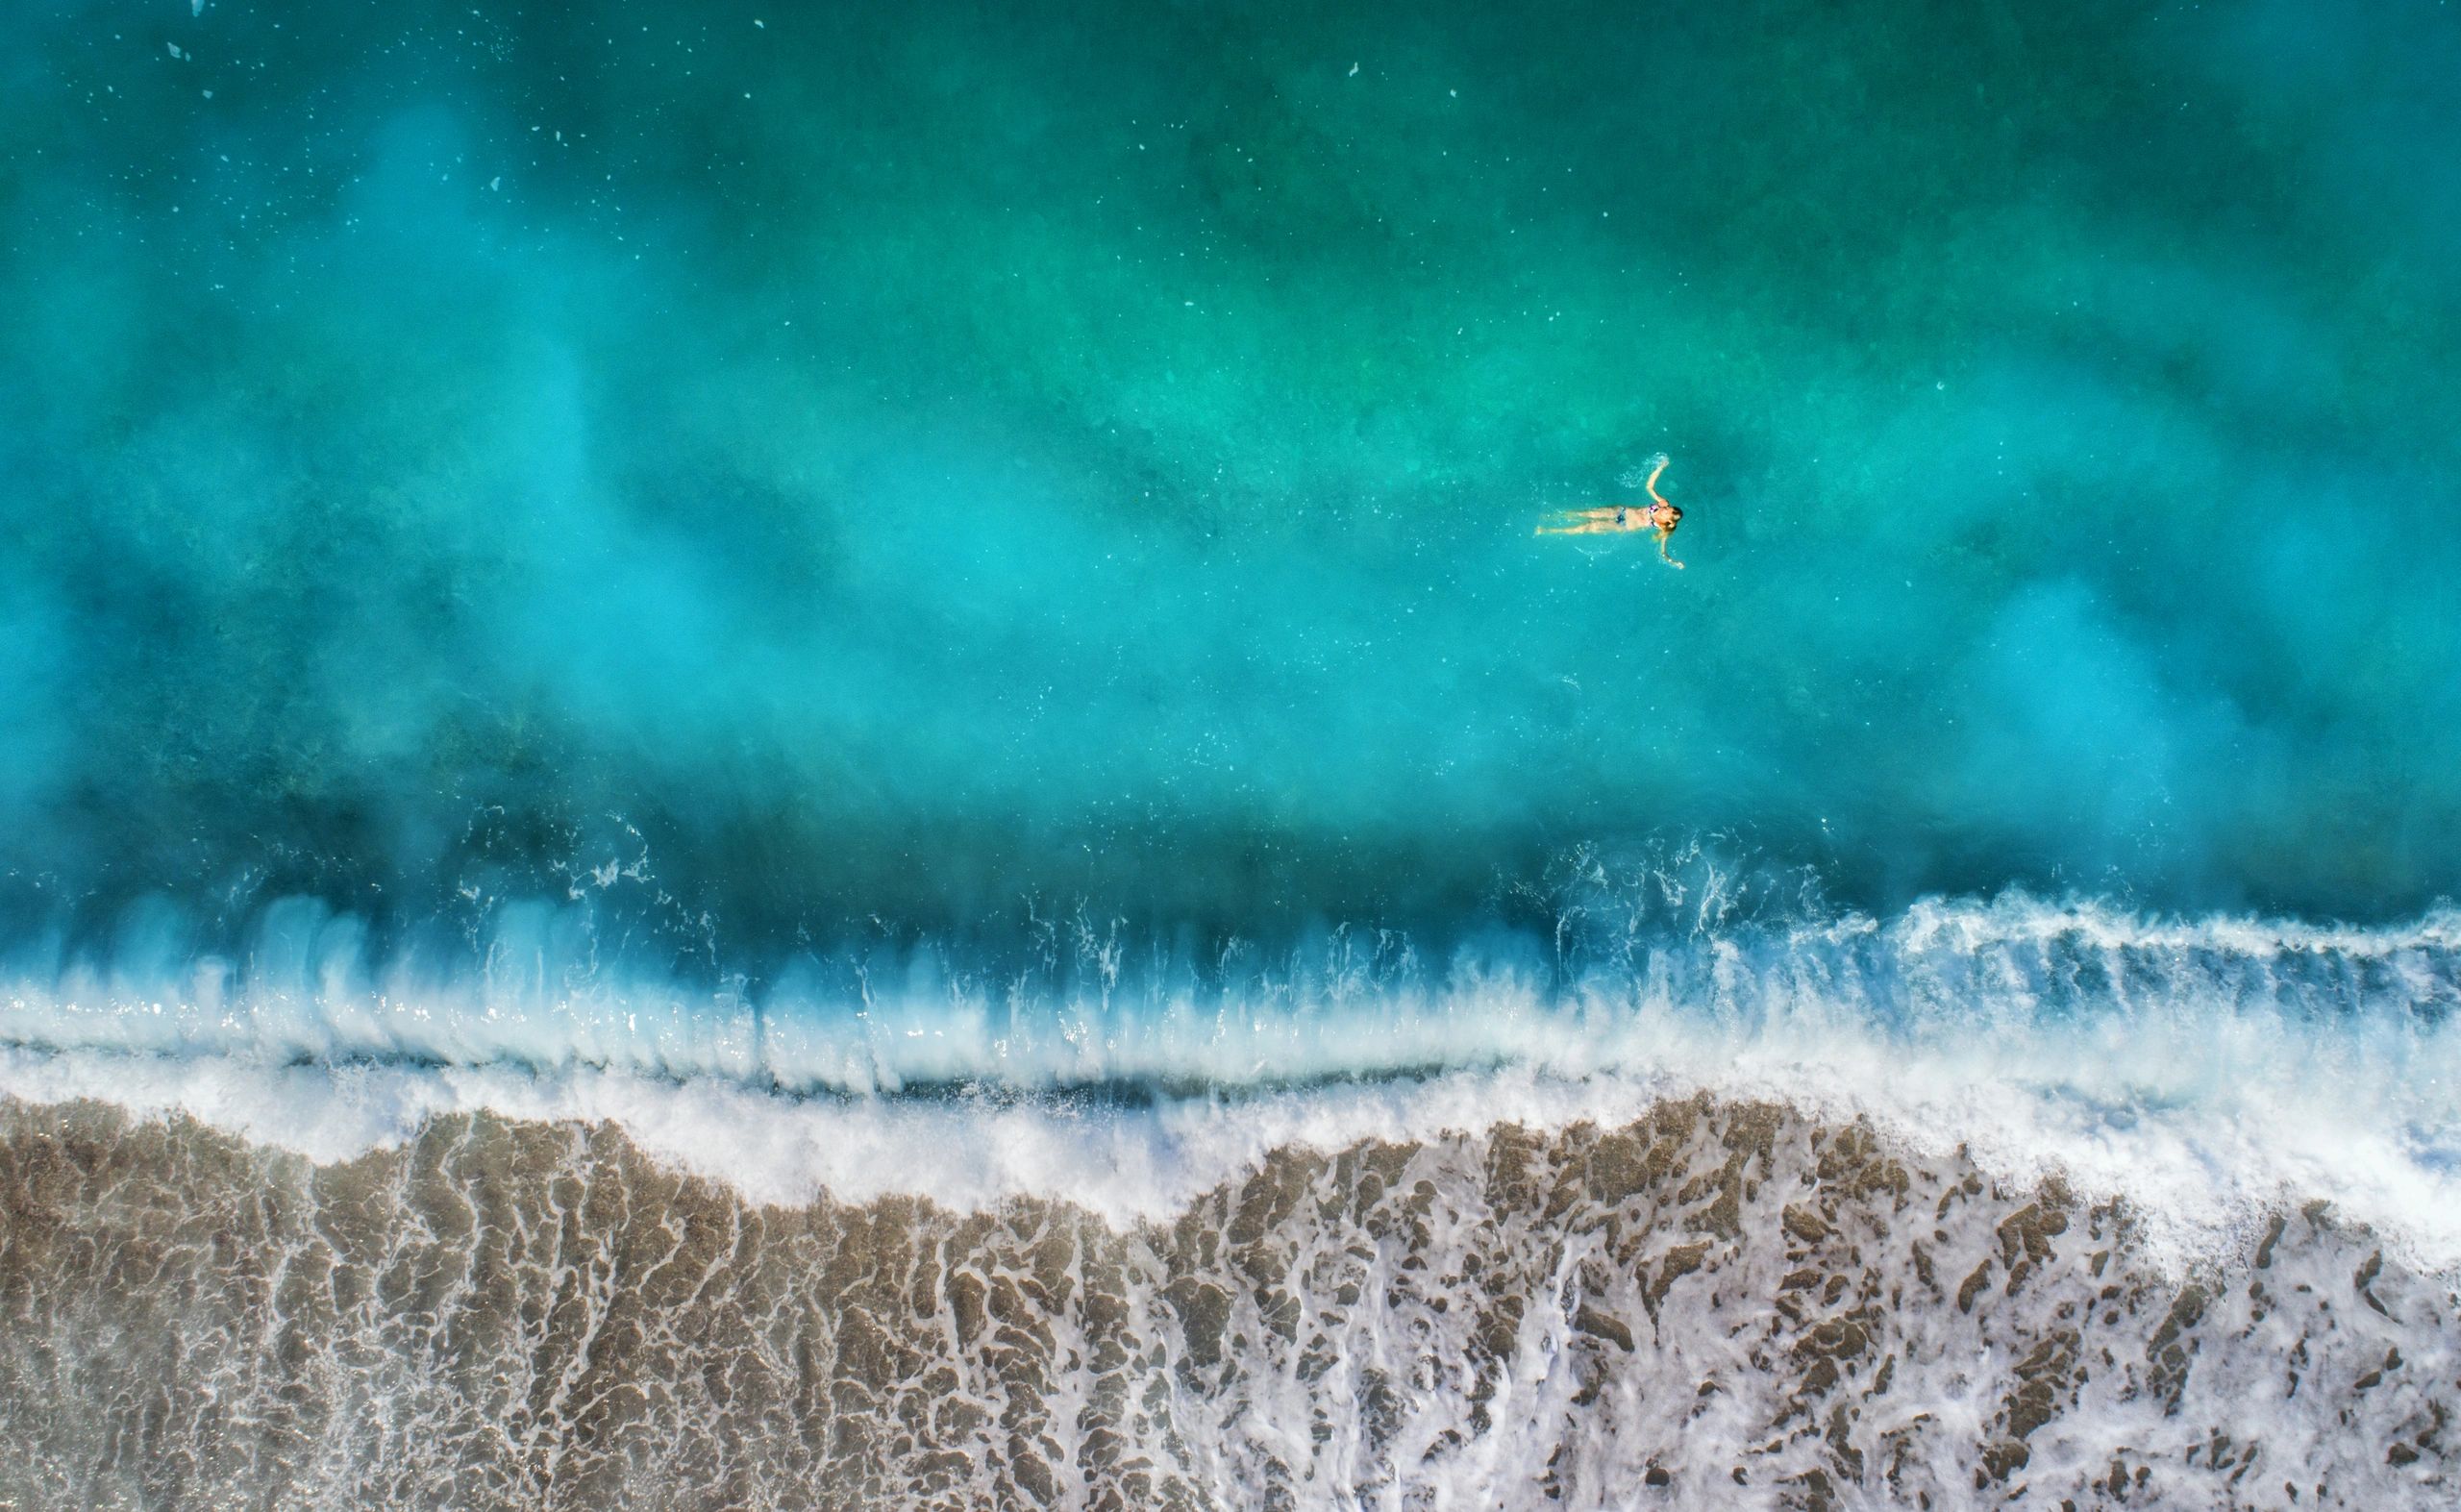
[1536,453,1685,567]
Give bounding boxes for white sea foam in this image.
[3,891,2456,1269]
[5,890,2458,1505]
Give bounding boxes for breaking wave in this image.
[6,880,2458,1505]
[4,885,2458,1270]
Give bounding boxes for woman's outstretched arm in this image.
[1645,456,1671,509]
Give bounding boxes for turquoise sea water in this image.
[9,0,2458,957]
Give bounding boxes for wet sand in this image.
[0,1093,2449,1509]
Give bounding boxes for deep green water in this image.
[6,0,2460,952]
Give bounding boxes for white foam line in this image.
[3,890,2455,1269]
[4,1011,2455,1278]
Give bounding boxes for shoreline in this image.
[2,1090,2449,1507]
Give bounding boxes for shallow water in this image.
[4,1096,2452,1510]
[4,0,2460,1504]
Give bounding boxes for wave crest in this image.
[3,887,2458,1267]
